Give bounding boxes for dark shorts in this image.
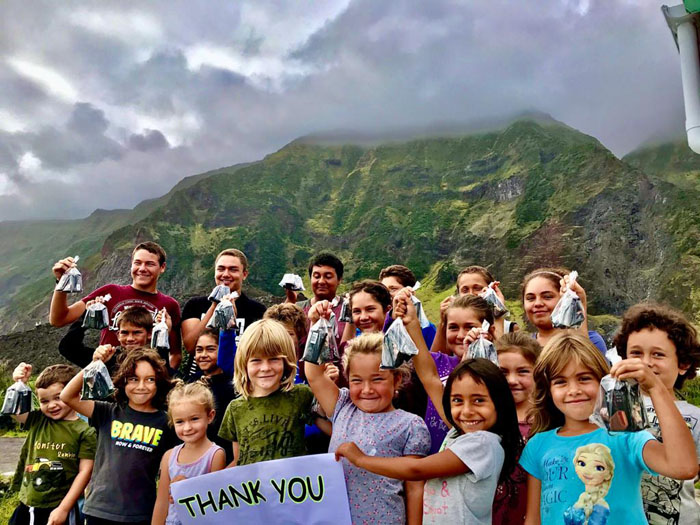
[10,502,81,525]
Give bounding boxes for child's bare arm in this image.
[152,451,172,525]
[612,358,697,480]
[335,442,468,481]
[47,458,93,525]
[210,448,227,472]
[304,361,340,419]
[394,291,449,426]
[226,442,240,468]
[59,369,94,418]
[404,478,424,525]
[10,362,32,424]
[524,474,541,525]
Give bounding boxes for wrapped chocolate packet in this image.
[467,321,499,365]
[480,282,508,318]
[207,292,239,331]
[333,295,352,323]
[1,380,32,415]
[81,360,115,400]
[279,273,305,291]
[590,347,648,432]
[302,317,338,365]
[381,318,419,369]
[551,271,585,329]
[82,294,112,330]
[55,256,83,294]
[208,285,230,303]
[151,310,170,353]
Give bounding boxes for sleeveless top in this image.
[166,442,223,524]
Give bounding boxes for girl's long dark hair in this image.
[442,358,523,484]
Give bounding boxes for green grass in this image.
[680,375,700,406]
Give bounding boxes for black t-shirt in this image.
[182,292,266,376]
[84,401,178,522]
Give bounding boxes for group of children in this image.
[4,244,700,525]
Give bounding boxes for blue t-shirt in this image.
[519,427,656,525]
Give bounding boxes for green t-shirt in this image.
[19,410,97,508]
[218,384,314,465]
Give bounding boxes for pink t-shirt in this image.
[83,284,181,349]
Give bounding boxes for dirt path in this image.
[0,437,24,476]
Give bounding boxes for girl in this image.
[432,265,515,354]
[492,332,541,524]
[520,267,606,353]
[190,328,236,463]
[520,333,697,525]
[152,381,226,525]
[495,332,541,435]
[217,319,315,466]
[334,356,521,524]
[60,348,177,525]
[305,332,431,525]
[421,294,496,454]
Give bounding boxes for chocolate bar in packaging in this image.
[208,285,231,303]
[302,317,338,365]
[55,256,83,294]
[81,360,115,400]
[381,318,419,369]
[467,321,499,365]
[1,381,32,415]
[550,271,585,329]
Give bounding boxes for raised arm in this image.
[304,361,340,421]
[60,367,95,419]
[49,257,87,327]
[430,295,453,354]
[394,290,449,427]
[612,358,697,480]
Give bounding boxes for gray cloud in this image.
[0,0,689,220]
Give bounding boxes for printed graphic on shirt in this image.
[241,413,295,462]
[23,457,66,492]
[110,420,163,452]
[641,407,699,524]
[563,444,614,525]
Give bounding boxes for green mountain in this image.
[1,116,699,343]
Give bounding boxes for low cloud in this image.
[0,0,688,220]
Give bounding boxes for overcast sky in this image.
[0,0,688,221]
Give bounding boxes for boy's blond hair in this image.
[530,333,609,435]
[233,319,297,399]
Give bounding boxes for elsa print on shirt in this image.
[563,444,614,525]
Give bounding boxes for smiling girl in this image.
[152,382,226,525]
[520,333,697,525]
[60,348,176,524]
[520,268,606,353]
[218,319,315,466]
[305,332,431,525]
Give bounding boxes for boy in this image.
[379,264,437,348]
[9,363,96,525]
[286,252,347,346]
[59,306,153,375]
[615,303,700,525]
[181,248,266,374]
[50,241,182,368]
